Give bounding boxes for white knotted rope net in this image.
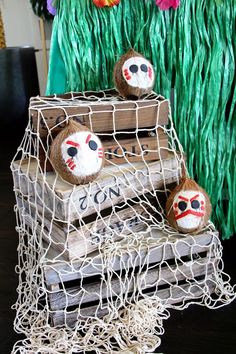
[10,90,235,354]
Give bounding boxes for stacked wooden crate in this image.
[12,90,218,327]
[30,89,169,169]
[14,90,174,258]
[44,230,218,327]
[13,153,180,259]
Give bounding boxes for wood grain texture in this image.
[103,132,168,165]
[38,130,168,172]
[48,258,215,311]
[43,229,219,286]
[50,279,216,327]
[12,153,180,222]
[30,92,169,138]
[18,197,152,259]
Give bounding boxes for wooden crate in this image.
[103,130,168,165]
[39,228,219,328]
[17,196,156,259]
[12,152,180,223]
[31,90,170,168]
[14,153,179,259]
[38,129,169,172]
[30,90,169,138]
[16,211,218,327]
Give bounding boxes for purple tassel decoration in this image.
[47,0,57,16]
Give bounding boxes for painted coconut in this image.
[50,120,104,185]
[165,178,212,233]
[113,49,155,99]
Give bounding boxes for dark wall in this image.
[0,46,39,142]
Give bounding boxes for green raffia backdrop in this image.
[46,0,236,239]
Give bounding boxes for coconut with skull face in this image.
[114,49,155,99]
[50,120,104,185]
[165,178,212,233]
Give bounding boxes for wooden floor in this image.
[1,126,236,354]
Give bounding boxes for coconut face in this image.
[50,120,104,185]
[165,178,211,234]
[114,49,155,99]
[122,56,154,89]
[61,131,104,178]
[173,190,206,232]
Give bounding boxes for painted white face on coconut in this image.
[173,190,206,231]
[122,56,154,89]
[61,131,103,177]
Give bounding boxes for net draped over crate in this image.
[11,91,235,354]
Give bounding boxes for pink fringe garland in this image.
[155,0,180,10]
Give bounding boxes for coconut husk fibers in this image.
[50,120,104,185]
[165,178,212,234]
[113,49,155,99]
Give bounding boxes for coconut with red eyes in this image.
[50,120,104,185]
[165,178,212,234]
[113,49,155,99]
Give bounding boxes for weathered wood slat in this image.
[103,133,168,165]
[52,205,151,259]
[48,258,215,311]
[38,131,169,172]
[51,305,108,328]
[18,197,153,259]
[30,92,169,137]
[12,153,180,222]
[50,279,216,327]
[43,229,219,286]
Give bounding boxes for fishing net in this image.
[46,0,236,239]
[10,90,235,353]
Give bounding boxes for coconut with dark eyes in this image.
[113,49,155,99]
[50,120,104,185]
[165,178,212,233]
